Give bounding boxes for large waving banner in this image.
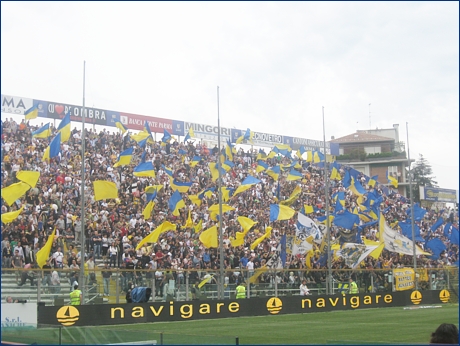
[383,221,431,256]
[336,243,377,269]
[290,213,323,255]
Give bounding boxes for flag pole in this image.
[79,61,87,303]
[217,86,225,299]
[322,106,332,295]
[406,122,417,289]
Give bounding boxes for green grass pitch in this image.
[2,304,458,344]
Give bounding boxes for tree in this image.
[409,154,438,202]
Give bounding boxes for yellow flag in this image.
[198,274,215,288]
[185,209,193,228]
[237,216,257,233]
[199,225,218,248]
[250,227,272,250]
[1,182,31,206]
[145,185,163,194]
[193,219,203,234]
[249,267,268,284]
[1,206,24,224]
[130,131,150,143]
[305,249,314,269]
[36,228,56,268]
[208,204,235,213]
[220,187,231,202]
[142,200,155,220]
[136,221,177,250]
[188,194,202,206]
[16,171,40,188]
[230,231,247,247]
[304,205,314,214]
[363,238,385,259]
[93,180,118,201]
[42,146,50,161]
[208,163,221,182]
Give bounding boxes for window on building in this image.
[364,146,382,155]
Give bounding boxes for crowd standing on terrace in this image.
[1,117,458,296]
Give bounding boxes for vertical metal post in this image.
[59,326,62,345]
[406,122,417,290]
[37,274,41,303]
[115,270,120,304]
[247,278,250,299]
[79,61,87,303]
[323,106,332,295]
[371,274,374,293]
[236,336,239,345]
[217,86,224,300]
[185,273,189,301]
[274,274,278,297]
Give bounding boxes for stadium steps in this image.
[1,271,73,305]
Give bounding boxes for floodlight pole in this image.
[323,106,332,295]
[217,86,225,299]
[406,122,417,289]
[79,61,87,302]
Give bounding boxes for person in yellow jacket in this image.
[235,281,246,299]
[348,277,359,294]
[69,282,82,305]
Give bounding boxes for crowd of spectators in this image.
[1,117,458,296]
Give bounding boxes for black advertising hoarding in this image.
[38,290,447,327]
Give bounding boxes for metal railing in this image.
[1,267,458,305]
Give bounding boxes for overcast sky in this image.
[1,1,458,191]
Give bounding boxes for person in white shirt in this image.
[52,247,64,268]
[300,279,310,296]
[246,258,254,278]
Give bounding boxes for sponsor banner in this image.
[37,291,444,327]
[1,95,34,116]
[1,302,37,328]
[121,112,173,133]
[284,136,294,147]
[185,122,232,142]
[2,94,339,151]
[172,120,185,136]
[394,268,415,291]
[35,100,49,118]
[252,131,283,147]
[106,111,121,127]
[47,101,107,125]
[420,186,457,203]
[231,129,243,143]
[290,137,330,152]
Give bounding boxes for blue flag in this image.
[425,238,446,259]
[430,217,444,232]
[333,210,359,230]
[280,233,286,268]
